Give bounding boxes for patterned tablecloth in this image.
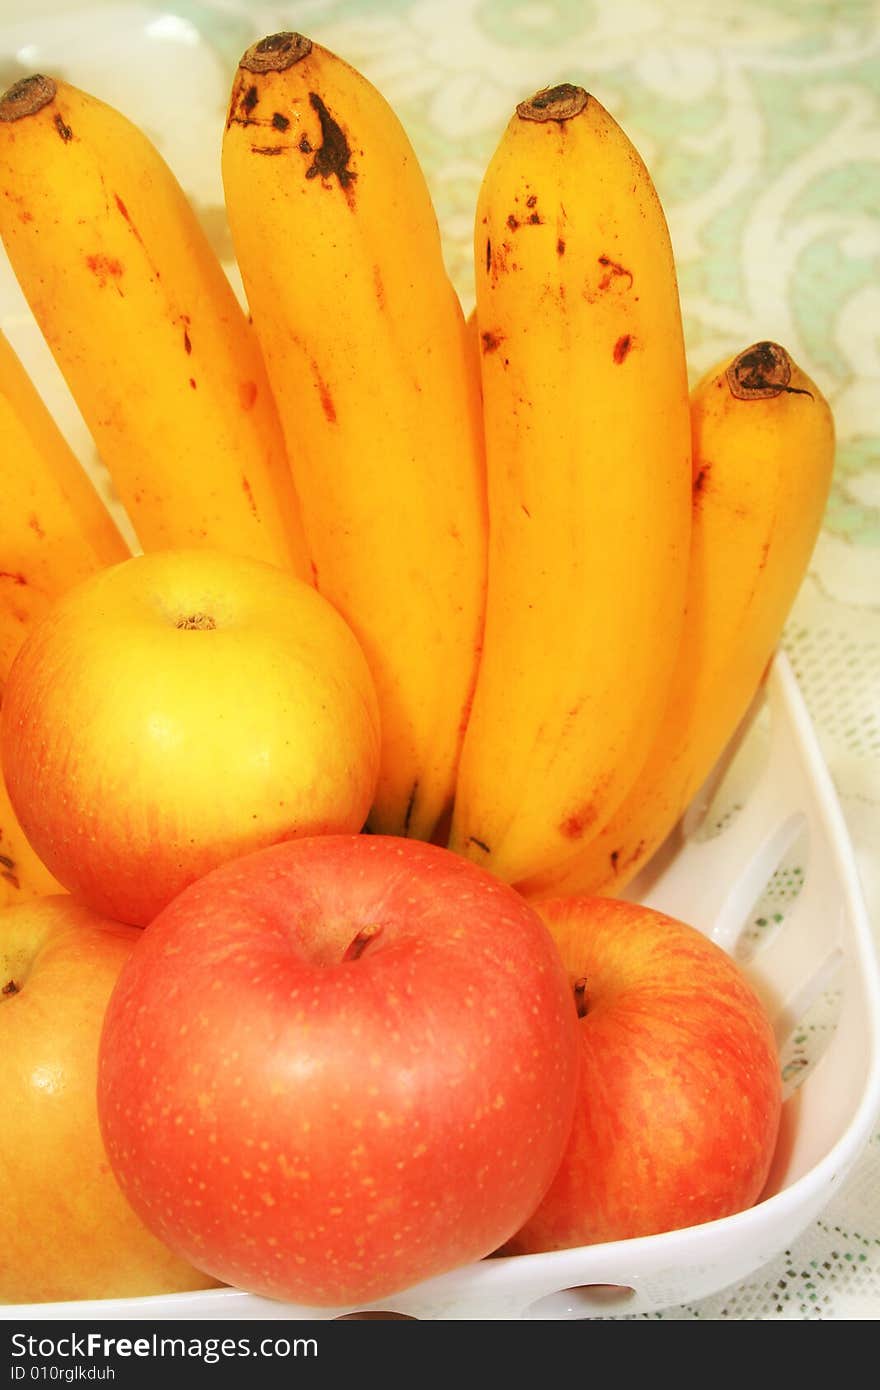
[1,0,878,1320]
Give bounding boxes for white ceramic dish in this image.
[7,651,880,1321]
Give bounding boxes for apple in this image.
[97,835,580,1307]
[503,896,782,1254]
[0,894,217,1302]
[1,549,380,926]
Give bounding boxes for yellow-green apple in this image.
[1,549,380,926]
[503,896,782,1254]
[97,835,580,1307]
[0,895,216,1302]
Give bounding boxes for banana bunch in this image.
[0,38,834,906]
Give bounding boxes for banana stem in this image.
[516,83,589,123]
[726,341,813,400]
[240,33,313,73]
[0,74,56,121]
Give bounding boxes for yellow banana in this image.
[221,33,487,840]
[0,74,309,578]
[1,783,59,903]
[0,329,128,904]
[523,341,835,900]
[448,83,692,886]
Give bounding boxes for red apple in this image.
[97,835,580,1306]
[504,896,782,1254]
[1,548,380,926]
[0,895,217,1302]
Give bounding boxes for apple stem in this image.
[343,923,383,963]
[175,613,217,631]
[573,977,588,1018]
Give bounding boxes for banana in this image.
[0,331,128,677]
[0,329,128,904]
[448,83,692,886]
[0,781,60,905]
[523,341,835,900]
[0,74,309,578]
[221,33,487,841]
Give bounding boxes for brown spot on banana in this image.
[226,76,244,128]
[487,241,515,280]
[238,380,258,411]
[613,334,633,363]
[0,854,20,892]
[230,33,312,134]
[310,361,337,423]
[403,782,419,836]
[468,837,491,855]
[113,193,165,284]
[608,839,646,879]
[507,211,542,229]
[241,476,258,517]
[305,92,357,197]
[559,803,598,840]
[114,194,142,245]
[481,330,505,354]
[597,255,633,291]
[85,253,124,287]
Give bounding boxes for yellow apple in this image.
[0,895,216,1303]
[1,549,381,926]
